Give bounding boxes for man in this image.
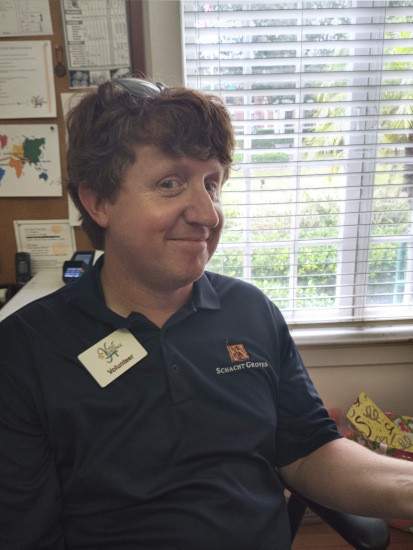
[0,79,412,549]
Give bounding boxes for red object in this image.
[392,449,413,461]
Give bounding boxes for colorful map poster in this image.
[0,124,61,197]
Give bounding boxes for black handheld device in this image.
[62,260,87,283]
[15,252,31,284]
[62,251,95,284]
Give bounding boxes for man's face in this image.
[98,145,225,292]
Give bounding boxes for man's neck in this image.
[100,259,193,328]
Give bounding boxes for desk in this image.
[0,269,63,322]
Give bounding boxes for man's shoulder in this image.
[0,283,76,333]
[202,272,290,353]
[204,271,284,321]
[205,271,271,301]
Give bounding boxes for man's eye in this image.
[206,181,220,199]
[158,178,182,192]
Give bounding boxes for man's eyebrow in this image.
[157,156,226,179]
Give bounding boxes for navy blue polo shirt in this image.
[0,257,340,550]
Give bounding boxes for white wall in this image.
[142,0,184,86]
[300,342,413,415]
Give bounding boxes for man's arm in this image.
[280,437,413,519]
[0,315,65,549]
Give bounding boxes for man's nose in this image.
[184,183,221,228]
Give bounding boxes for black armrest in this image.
[288,492,390,550]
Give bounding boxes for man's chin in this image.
[173,263,208,288]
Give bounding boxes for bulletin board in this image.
[0,0,145,284]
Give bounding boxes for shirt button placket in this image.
[161,333,191,404]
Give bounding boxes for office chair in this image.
[288,491,391,549]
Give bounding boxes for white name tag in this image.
[78,328,148,387]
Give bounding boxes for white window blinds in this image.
[182,0,413,323]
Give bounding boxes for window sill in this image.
[291,321,413,347]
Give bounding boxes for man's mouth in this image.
[169,232,211,243]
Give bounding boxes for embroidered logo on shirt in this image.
[227,343,250,363]
[97,340,122,364]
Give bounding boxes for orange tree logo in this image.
[226,344,250,363]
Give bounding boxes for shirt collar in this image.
[65,256,221,326]
[192,272,221,310]
[64,254,128,327]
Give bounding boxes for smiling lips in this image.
[172,237,207,242]
[170,238,209,248]
[168,231,211,243]
[168,237,211,254]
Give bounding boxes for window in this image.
[182,0,413,323]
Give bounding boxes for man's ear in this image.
[78,184,110,229]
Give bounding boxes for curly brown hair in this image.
[66,79,235,249]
